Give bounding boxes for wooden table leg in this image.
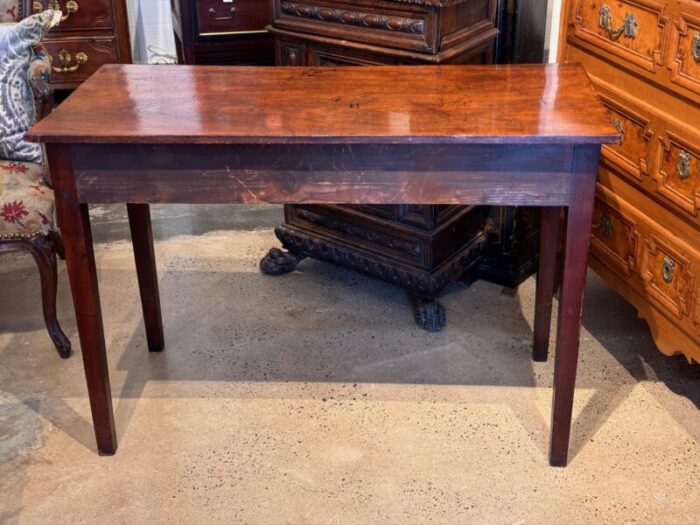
[47,145,117,455]
[533,207,560,362]
[549,146,599,467]
[127,204,164,352]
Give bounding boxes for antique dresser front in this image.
[560,0,700,362]
[23,0,131,90]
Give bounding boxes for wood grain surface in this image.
[28,64,619,145]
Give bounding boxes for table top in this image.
[27,63,618,146]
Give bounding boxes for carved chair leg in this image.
[49,230,66,260]
[28,235,72,358]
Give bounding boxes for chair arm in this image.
[27,44,54,121]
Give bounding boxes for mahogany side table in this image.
[28,63,618,466]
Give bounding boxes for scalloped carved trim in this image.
[275,225,487,296]
[281,2,426,34]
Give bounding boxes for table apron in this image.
[67,143,579,206]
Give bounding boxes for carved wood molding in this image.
[280,2,426,34]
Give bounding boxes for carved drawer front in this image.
[570,0,669,73]
[591,191,641,275]
[196,0,270,36]
[275,38,305,65]
[308,44,397,66]
[668,1,700,99]
[641,231,696,319]
[652,125,700,219]
[273,0,437,53]
[43,37,118,84]
[598,92,654,181]
[30,0,113,31]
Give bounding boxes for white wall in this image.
[126,0,177,64]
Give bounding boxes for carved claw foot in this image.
[411,296,447,332]
[260,247,306,275]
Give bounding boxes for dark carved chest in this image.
[261,0,540,330]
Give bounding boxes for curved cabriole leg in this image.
[28,235,72,358]
[260,247,306,275]
[411,295,447,332]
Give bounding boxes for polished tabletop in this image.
[28,63,618,146]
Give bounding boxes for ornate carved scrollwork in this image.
[296,208,422,257]
[280,2,425,35]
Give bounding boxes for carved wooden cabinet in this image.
[171,0,274,64]
[560,0,700,362]
[23,0,131,90]
[260,0,532,331]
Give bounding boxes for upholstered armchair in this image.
[1,9,71,357]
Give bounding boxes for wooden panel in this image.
[668,0,700,99]
[568,0,670,73]
[591,190,641,275]
[275,37,305,65]
[651,123,700,219]
[196,0,270,35]
[641,232,696,320]
[43,37,118,87]
[67,143,577,206]
[597,90,654,181]
[30,0,113,31]
[27,64,619,145]
[272,0,438,53]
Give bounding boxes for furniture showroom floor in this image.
[1,204,698,524]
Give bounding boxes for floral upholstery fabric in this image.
[0,159,54,239]
[0,10,60,163]
[0,0,19,23]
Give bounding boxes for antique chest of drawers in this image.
[23,0,131,90]
[171,0,274,64]
[262,0,544,330]
[560,0,700,362]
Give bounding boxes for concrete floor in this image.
[0,204,698,524]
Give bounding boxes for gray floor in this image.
[1,204,698,524]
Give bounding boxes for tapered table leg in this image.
[47,145,117,455]
[127,203,164,352]
[533,207,560,362]
[549,146,599,467]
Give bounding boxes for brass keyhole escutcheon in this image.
[612,119,625,144]
[600,216,614,238]
[599,5,638,40]
[692,33,700,64]
[662,256,675,284]
[676,150,691,180]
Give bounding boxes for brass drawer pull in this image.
[692,33,700,63]
[592,215,614,238]
[662,256,675,284]
[34,0,79,21]
[676,150,691,180]
[52,49,88,73]
[599,5,637,40]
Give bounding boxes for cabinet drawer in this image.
[569,0,670,73]
[641,230,696,320]
[591,191,642,275]
[196,0,270,36]
[273,0,438,53]
[651,123,700,219]
[668,0,700,100]
[597,90,654,181]
[43,37,118,85]
[29,0,113,31]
